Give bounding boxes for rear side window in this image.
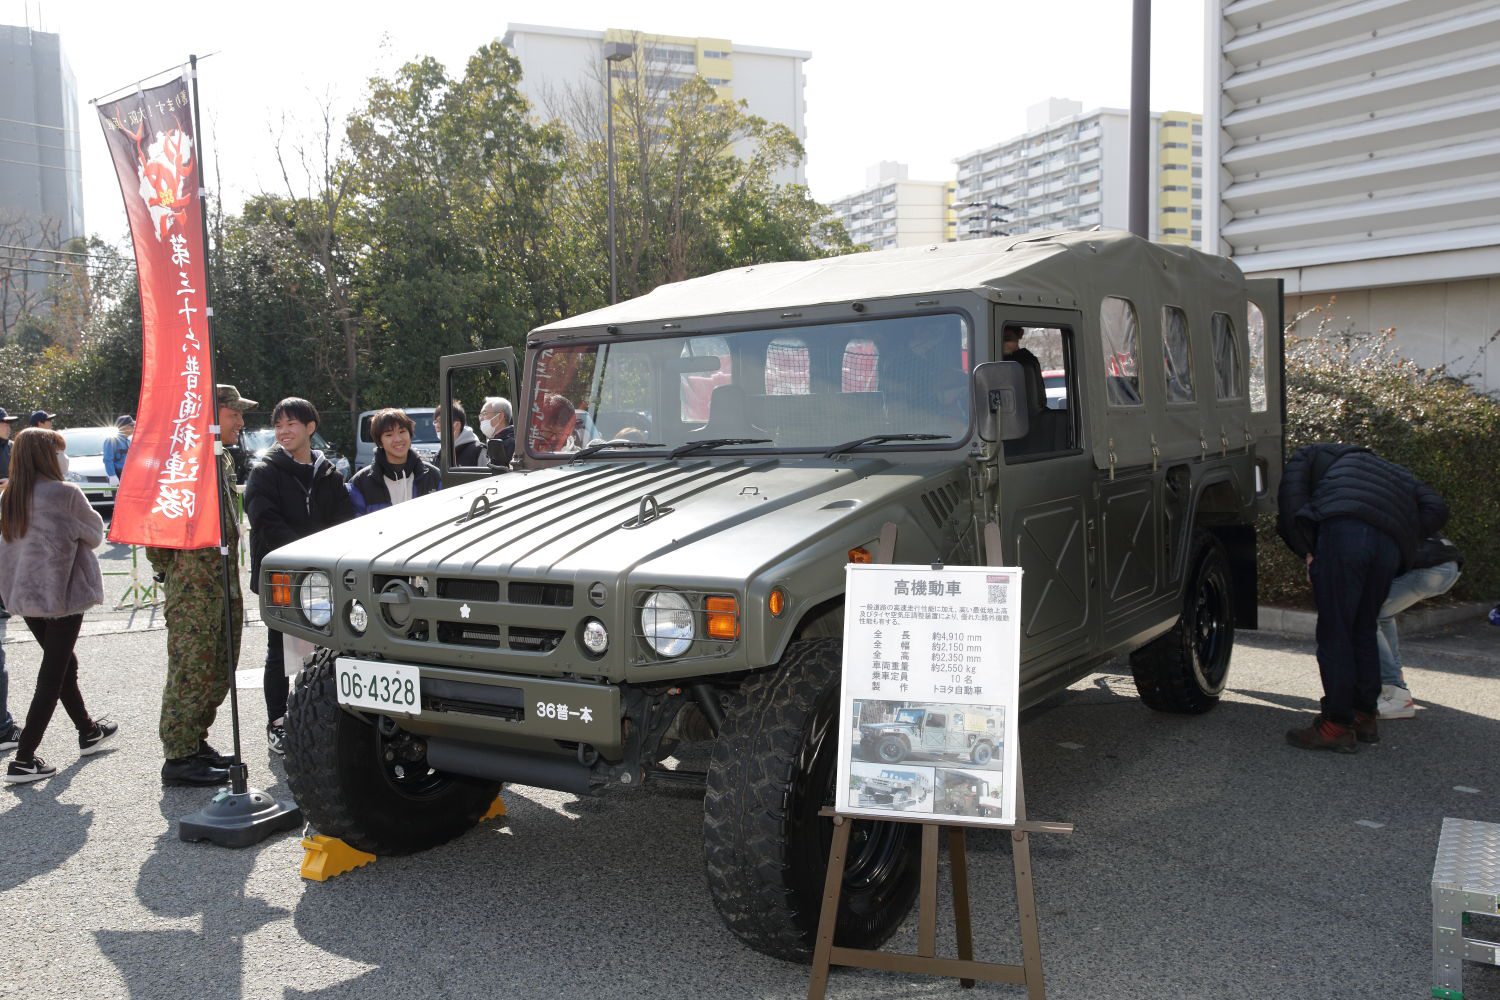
[1101,296,1142,406]
[1247,302,1267,412]
[1211,312,1242,400]
[1161,305,1194,404]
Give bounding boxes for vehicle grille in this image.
[508,626,564,652]
[508,582,574,607]
[437,578,500,602]
[921,483,961,529]
[436,621,501,648]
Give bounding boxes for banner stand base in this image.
[179,784,303,849]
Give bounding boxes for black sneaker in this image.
[198,741,235,767]
[5,756,55,784]
[79,719,120,756]
[0,723,21,752]
[267,722,287,757]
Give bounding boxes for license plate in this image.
[335,658,421,715]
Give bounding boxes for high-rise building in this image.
[953,99,1203,245]
[501,23,810,187]
[827,162,955,250]
[1206,0,1500,391]
[0,24,84,326]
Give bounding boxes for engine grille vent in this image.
[437,621,501,648]
[508,626,564,652]
[920,483,961,529]
[508,582,574,607]
[437,578,500,602]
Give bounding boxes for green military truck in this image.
[261,230,1283,961]
[856,768,931,809]
[859,704,1003,766]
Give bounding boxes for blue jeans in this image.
[1376,561,1461,687]
[0,637,12,730]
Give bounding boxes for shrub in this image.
[1258,301,1500,605]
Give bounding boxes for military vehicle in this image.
[859,704,1002,765]
[856,768,931,809]
[261,230,1283,962]
[936,770,1000,817]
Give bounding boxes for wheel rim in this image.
[370,725,452,799]
[877,739,904,763]
[1191,565,1231,693]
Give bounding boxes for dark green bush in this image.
[1258,302,1500,605]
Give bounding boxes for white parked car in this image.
[58,425,119,508]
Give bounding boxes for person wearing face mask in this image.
[347,408,442,515]
[477,396,514,467]
[0,428,118,783]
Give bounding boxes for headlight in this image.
[347,599,368,635]
[641,591,693,657]
[299,571,333,628]
[65,470,85,483]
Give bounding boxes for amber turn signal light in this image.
[270,572,293,607]
[768,588,786,617]
[705,596,740,640]
[848,547,873,564]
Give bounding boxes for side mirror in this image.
[973,361,1029,443]
[485,437,512,473]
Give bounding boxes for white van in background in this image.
[354,406,439,472]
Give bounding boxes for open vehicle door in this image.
[438,347,518,487]
[1245,278,1285,515]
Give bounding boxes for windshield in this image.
[894,708,925,725]
[61,427,114,457]
[526,314,971,457]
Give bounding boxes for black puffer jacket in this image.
[1276,443,1447,572]
[244,447,356,593]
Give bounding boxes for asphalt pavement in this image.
[2,537,1499,999]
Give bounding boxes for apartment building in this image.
[954,99,1203,245]
[1206,0,1500,391]
[501,23,810,186]
[827,162,955,250]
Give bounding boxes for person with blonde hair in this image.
[0,428,118,782]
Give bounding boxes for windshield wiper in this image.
[669,438,772,459]
[824,433,948,458]
[572,440,664,460]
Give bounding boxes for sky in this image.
[5,0,1206,243]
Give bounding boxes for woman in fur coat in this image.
[0,428,118,783]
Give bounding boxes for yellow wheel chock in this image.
[299,790,506,881]
[299,836,376,882]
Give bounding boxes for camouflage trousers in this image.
[159,592,243,760]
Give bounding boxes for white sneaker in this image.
[1377,685,1415,720]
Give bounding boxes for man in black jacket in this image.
[244,397,355,754]
[1276,443,1447,752]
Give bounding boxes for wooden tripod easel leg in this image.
[949,825,976,988]
[808,817,853,1000]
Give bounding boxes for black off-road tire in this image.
[874,735,909,764]
[703,638,921,962]
[1129,531,1235,714]
[970,741,994,766]
[284,651,500,855]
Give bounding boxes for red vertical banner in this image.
[97,75,220,549]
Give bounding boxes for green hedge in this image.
[1257,307,1500,605]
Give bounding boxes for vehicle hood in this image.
[266,455,965,584]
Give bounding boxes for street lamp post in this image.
[603,41,634,305]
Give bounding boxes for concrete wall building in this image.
[0,24,84,326]
[1206,0,1500,391]
[501,23,810,187]
[827,162,955,250]
[954,99,1203,245]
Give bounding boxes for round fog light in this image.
[582,619,609,655]
[348,600,368,635]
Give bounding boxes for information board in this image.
[836,563,1022,827]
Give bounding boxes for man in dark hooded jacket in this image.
[1276,443,1447,752]
[244,397,355,754]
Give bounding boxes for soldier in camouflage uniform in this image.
[149,384,255,786]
